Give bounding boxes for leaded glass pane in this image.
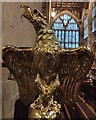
[66,24,70,30]
[55,30,58,38]
[65,43,68,48]
[69,31,71,42]
[72,43,75,48]
[76,24,79,30]
[59,24,64,29]
[57,31,59,39]
[58,31,61,41]
[64,19,67,25]
[61,31,64,41]
[60,15,64,19]
[69,43,72,48]
[76,44,79,48]
[69,18,76,23]
[76,31,79,42]
[73,31,75,42]
[61,43,64,48]
[55,18,61,23]
[64,14,67,20]
[52,13,79,49]
[92,5,96,18]
[67,15,71,20]
[53,23,57,29]
[66,31,68,42]
[70,24,75,30]
[84,16,88,39]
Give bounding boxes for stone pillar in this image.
[80,8,86,46]
[0,2,2,120]
[42,2,49,22]
[88,1,94,48]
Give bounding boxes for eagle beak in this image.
[20,4,33,20]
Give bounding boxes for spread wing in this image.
[2,45,39,105]
[54,47,94,104]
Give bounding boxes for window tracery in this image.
[52,13,79,49]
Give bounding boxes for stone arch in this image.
[51,10,80,27]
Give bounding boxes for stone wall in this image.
[0,2,2,120]
[2,2,42,118]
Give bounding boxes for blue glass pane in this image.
[69,43,71,48]
[54,23,58,29]
[64,14,67,20]
[61,44,64,48]
[67,15,71,20]
[73,31,75,42]
[65,43,68,48]
[64,19,68,25]
[92,19,94,32]
[92,18,96,32]
[55,18,61,23]
[76,31,79,42]
[70,24,73,30]
[70,24,78,30]
[58,36,61,41]
[65,31,68,42]
[60,15,64,19]
[61,31,64,41]
[71,32,73,42]
[53,23,57,29]
[84,16,88,39]
[75,24,79,30]
[54,30,56,35]
[92,6,96,18]
[52,13,79,49]
[69,18,76,23]
[66,24,70,30]
[59,31,61,35]
[72,43,75,48]
[53,23,64,29]
[59,24,64,29]
[57,31,59,39]
[69,31,71,42]
[66,24,79,31]
[76,44,79,48]
[63,14,71,20]
[55,30,57,38]
[58,31,61,41]
[94,6,96,16]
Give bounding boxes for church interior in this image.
[1,0,96,119]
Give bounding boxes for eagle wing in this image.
[2,45,39,105]
[55,47,94,104]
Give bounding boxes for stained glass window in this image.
[84,16,88,39]
[52,14,79,49]
[92,3,96,33]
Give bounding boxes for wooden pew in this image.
[62,96,96,119]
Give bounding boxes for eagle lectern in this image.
[2,4,94,119]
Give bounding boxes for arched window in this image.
[52,14,80,49]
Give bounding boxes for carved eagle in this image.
[2,4,94,106]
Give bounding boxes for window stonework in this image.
[52,14,80,49]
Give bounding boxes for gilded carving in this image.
[2,4,94,118]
